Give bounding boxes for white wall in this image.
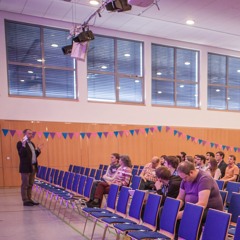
[0,11,240,129]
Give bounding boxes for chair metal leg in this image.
[102,224,109,240]
[83,214,90,235]
[90,219,98,240]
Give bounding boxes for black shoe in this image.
[23,201,34,206]
[29,200,39,205]
[86,201,100,208]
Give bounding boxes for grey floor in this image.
[0,188,118,240]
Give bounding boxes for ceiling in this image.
[1,0,240,52]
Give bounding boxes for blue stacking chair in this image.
[68,164,73,172]
[233,216,240,240]
[216,179,225,190]
[98,164,103,170]
[177,203,204,240]
[228,193,240,236]
[80,167,85,175]
[103,165,108,171]
[201,209,231,240]
[89,168,96,178]
[84,167,90,176]
[100,190,145,240]
[130,175,142,190]
[114,193,162,239]
[82,184,120,237]
[131,168,138,177]
[219,190,228,207]
[226,181,240,205]
[128,197,180,240]
[95,169,102,180]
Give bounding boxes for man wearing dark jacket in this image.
[17,129,42,206]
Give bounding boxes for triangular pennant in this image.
[191,136,195,142]
[16,130,22,137]
[103,132,108,138]
[10,130,16,136]
[129,130,134,136]
[124,130,129,136]
[43,132,49,139]
[215,143,219,148]
[157,126,162,132]
[135,129,140,135]
[178,132,182,137]
[226,146,230,151]
[62,132,68,139]
[222,145,226,150]
[80,133,86,139]
[210,142,215,148]
[74,132,80,138]
[50,132,55,139]
[86,133,91,138]
[238,148,240,153]
[198,139,203,144]
[174,130,178,136]
[234,147,238,152]
[114,131,119,137]
[2,129,9,136]
[32,131,36,138]
[37,132,43,138]
[119,131,124,137]
[186,135,191,140]
[202,140,207,146]
[56,132,62,138]
[68,132,74,139]
[97,132,103,138]
[150,127,154,133]
[145,128,149,134]
[166,126,171,132]
[108,132,114,137]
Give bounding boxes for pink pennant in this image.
[56,132,62,138]
[37,132,43,138]
[215,143,219,148]
[124,130,129,136]
[16,130,22,138]
[108,132,114,137]
[139,128,145,134]
[74,132,80,139]
[91,132,97,138]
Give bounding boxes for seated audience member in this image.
[139,156,160,190]
[163,155,179,176]
[216,151,227,178]
[176,155,182,163]
[206,151,215,168]
[195,155,208,171]
[206,158,221,180]
[160,155,167,166]
[155,165,181,205]
[88,153,120,202]
[177,161,223,223]
[180,152,187,162]
[220,155,239,185]
[87,155,132,208]
[185,155,194,163]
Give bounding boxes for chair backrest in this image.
[84,167,90,176]
[202,208,231,240]
[68,164,73,172]
[103,165,108,171]
[234,216,240,240]
[80,167,85,175]
[142,193,162,231]
[99,164,103,170]
[39,166,47,180]
[89,168,96,178]
[45,167,52,182]
[71,174,81,193]
[66,172,74,191]
[106,184,120,211]
[133,165,139,169]
[83,177,94,199]
[178,203,204,240]
[216,179,224,190]
[131,168,138,177]
[101,169,107,177]
[77,175,87,195]
[53,169,59,184]
[49,168,55,183]
[72,165,79,173]
[36,165,42,178]
[226,181,240,204]
[128,190,145,223]
[228,192,240,223]
[115,186,131,217]
[61,171,70,188]
[57,170,64,186]
[159,197,181,239]
[95,169,102,180]
[219,190,228,206]
[130,175,142,190]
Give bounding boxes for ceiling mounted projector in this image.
[73,29,95,43]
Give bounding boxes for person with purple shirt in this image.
[176,161,223,222]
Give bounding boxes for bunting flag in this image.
[1,126,239,153]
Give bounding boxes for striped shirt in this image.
[111,166,132,186]
[141,162,158,182]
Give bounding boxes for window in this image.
[5,21,77,99]
[152,44,199,108]
[87,35,144,103]
[208,53,240,111]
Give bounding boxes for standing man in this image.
[17,129,42,206]
[139,156,160,190]
[216,151,227,178]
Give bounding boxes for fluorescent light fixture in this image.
[186,19,195,25]
[37,59,43,62]
[237,69,240,73]
[51,43,58,47]
[156,72,162,76]
[124,53,131,57]
[101,65,108,69]
[216,89,220,92]
[89,0,100,5]
[227,97,231,100]
[157,91,162,94]
[28,71,33,74]
[180,85,184,88]
[185,61,190,65]
[20,79,25,82]
[135,80,140,83]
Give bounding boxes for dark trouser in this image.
[21,165,36,202]
[90,181,99,200]
[139,179,155,190]
[94,181,110,203]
